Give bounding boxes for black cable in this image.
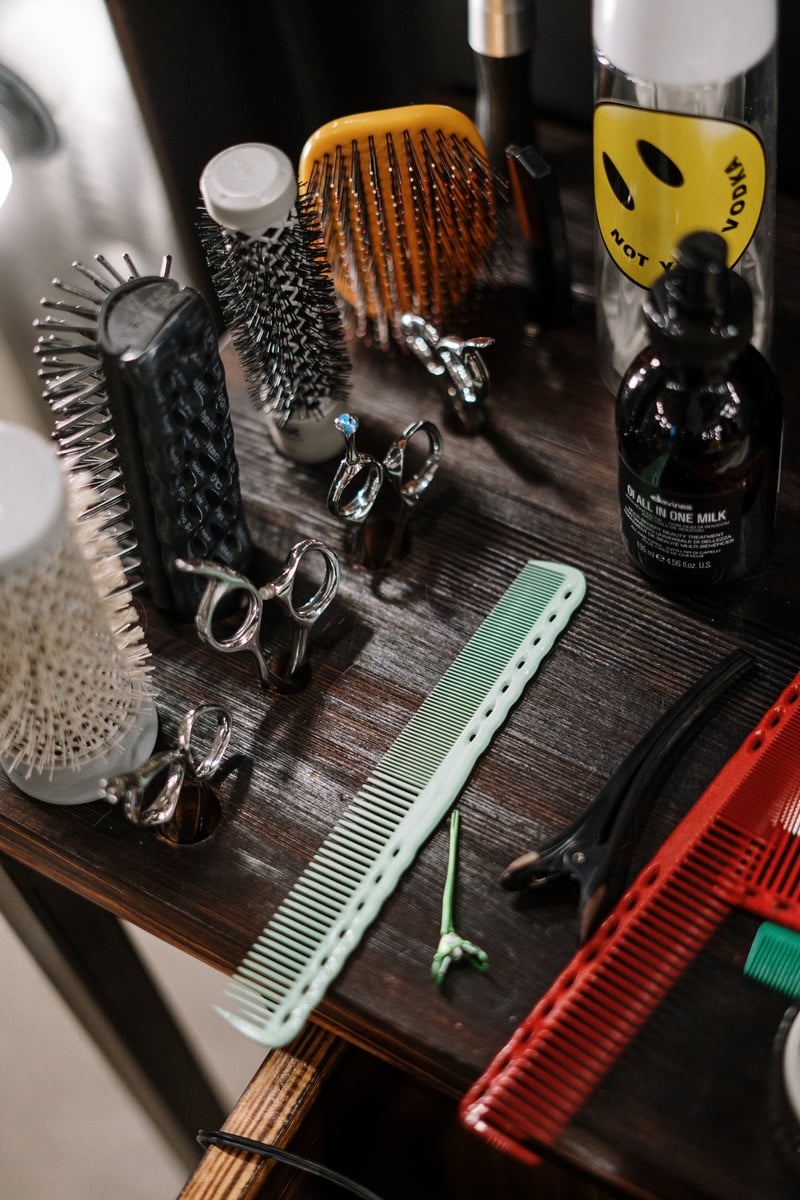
[196,1129,387,1200]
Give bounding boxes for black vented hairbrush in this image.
[36,253,253,618]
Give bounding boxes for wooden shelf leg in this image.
[0,853,226,1171]
[179,1025,344,1199]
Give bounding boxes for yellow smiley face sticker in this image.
[594,103,766,289]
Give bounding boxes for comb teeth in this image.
[463,825,740,1158]
[709,681,800,921]
[738,824,800,912]
[744,921,800,997]
[300,109,497,350]
[218,560,586,1048]
[460,671,800,1165]
[34,253,169,591]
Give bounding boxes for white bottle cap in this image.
[593,0,777,86]
[0,421,65,577]
[200,143,298,236]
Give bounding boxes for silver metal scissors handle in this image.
[260,539,341,680]
[177,558,270,679]
[326,413,383,524]
[383,419,442,509]
[175,539,339,685]
[99,704,232,829]
[328,413,442,526]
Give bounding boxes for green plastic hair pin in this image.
[432,810,488,985]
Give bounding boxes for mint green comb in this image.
[218,559,586,1047]
[744,921,800,998]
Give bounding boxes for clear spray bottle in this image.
[593,0,777,393]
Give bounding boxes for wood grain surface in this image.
[1,124,799,1198]
[178,1024,343,1200]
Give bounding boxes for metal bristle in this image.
[39,298,101,321]
[94,253,131,285]
[35,253,170,596]
[50,278,105,305]
[47,382,107,415]
[36,356,100,382]
[33,314,100,339]
[120,252,141,277]
[70,260,115,294]
[34,334,99,359]
[348,141,385,345]
[302,122,499,347]
[55,421,115,453]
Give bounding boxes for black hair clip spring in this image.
[502,648,755,943]
[399,313,494,433]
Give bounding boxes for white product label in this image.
[619,460,742,578]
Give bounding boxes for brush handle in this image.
[200,142,296,236]
[98,277,254,617]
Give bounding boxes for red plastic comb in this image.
[460,671,800,1165]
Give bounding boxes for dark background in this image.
[105,0,800,286]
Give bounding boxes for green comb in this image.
[744,922,800,998]
[218,559,586,1047]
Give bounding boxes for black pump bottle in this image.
[616,231,783,589]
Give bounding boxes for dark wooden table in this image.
[1,124,799,1198]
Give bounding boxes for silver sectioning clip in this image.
[399,312,494,431]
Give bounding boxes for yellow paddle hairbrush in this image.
[298,104,497,349]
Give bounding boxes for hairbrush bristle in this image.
[34,252,172,593]
[197,196,351,427]
[299,108,499,349]
[0,461,153,777]
[66,466,153,678]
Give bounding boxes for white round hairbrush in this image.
[0,421,157,803]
